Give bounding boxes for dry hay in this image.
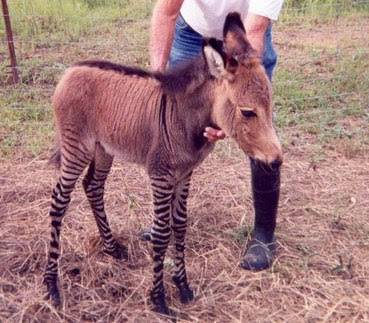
[1,140,369,322]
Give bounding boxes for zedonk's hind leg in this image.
[171,172,194,304]
[149,171,175,315]
[82,144,125,260]
[44,138,92,306]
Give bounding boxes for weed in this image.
[229,223,253,246]
[296,243,315,256]
[338,138,361,159]
[126,192,139,210]
[331,255,354,278]
[164,256,174,271]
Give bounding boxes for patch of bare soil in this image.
[274,17,369,59]
[1,139,368,322]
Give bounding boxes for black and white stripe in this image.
[45,134,195,314]
[149,170,194,314]
[44,141,125,306]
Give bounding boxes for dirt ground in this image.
[1,136,369,322]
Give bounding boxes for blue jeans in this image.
[168,14,277,81]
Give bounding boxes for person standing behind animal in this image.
[139,0,284,270]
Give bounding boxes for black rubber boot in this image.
[240,158,281,271]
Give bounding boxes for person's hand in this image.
[204,127,226,142]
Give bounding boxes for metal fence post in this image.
[1,0,20,84]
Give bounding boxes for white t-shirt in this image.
[180,0,284,39]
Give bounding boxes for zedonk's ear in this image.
[223,12,255,62]
[203,12,256,79]
[202,38,229,79]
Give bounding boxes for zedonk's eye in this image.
[240,109,257,118]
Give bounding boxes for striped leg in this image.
[149,172,175,315]
[82,145,125,260]
[44,140,92,306]
[171,172,194,303]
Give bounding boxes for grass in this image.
[1,0,154,162]
[1,1,368,161]
[281,0,369,24]
[1,1,369,321]
[272,14,369,157]
[1,141,369,321]
[1,0,154,41]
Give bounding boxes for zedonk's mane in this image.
[73,60,153,78]
[73,57,211,94]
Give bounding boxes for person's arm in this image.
[243,13,270,55]
[149,0,184,72]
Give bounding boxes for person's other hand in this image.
[204,127,226,142]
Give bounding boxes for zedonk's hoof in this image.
[172,276,194,304]
[45,281,61,307]
[150,290,175,318]
[104,242,127,260]
[179,287,194,304]
[153,303,172,317]
[240,238,276,271]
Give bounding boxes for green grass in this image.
[1,1,154,161]
[0,88,53,159]
[273,45,369,152]
[1,0,368,161]
[280,0,369,24]
[1,0,154,41]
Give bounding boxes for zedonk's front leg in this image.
[171,173,194,303]
[149,173,174,315]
